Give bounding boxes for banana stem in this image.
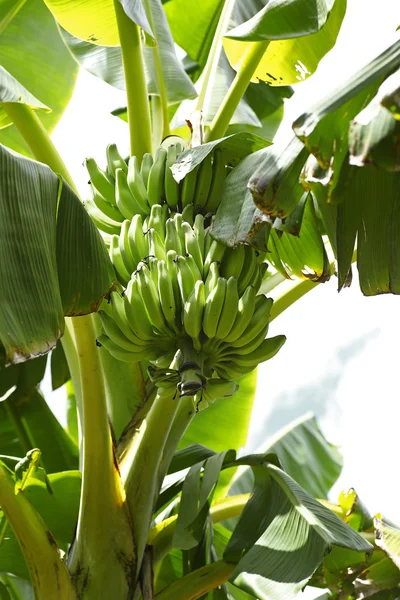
[2,103,77,192]
[119,387,180,575]
[196,0,236,112]
[205,40,270,142]
[114,0,152,161]
[155,560,235,600]
[0,462,77,600]
[68,315,136,599]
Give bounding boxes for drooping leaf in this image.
[168,444,217,474]
[0,144,115,363]
[0,66,48,129]
[0,0,78,156]
[224,0,346,86]
[42,0,153,46]
[50,342,70,391]
[226,465,372,600]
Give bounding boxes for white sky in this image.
[46,4,400,596]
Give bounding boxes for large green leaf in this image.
[226,465,372,600]
[224,0,346,86]
[0,144,115,363]
[229,413,342,500]
[43,0,152,46]
[0,0,78,156]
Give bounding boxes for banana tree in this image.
[0,0,400,599]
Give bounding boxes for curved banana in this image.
[225,335,286,368]
[177,256,196,303]
[181,165,199,209]
[183,280,205,350]
[119,220,136,274]
[86,158,116,205]
[220,244,245,280]
[183,221,203,274]
[124,279,156,341]
[203,149,226,213]
[181,204,194,225]
[115,168,145,219]
[224,286,257,343]
[127,156,150,213]
[110,235,130,284]
[128,214,149,266]
[215,277,239,340]
[203,239,226,278]
[165,218,184,256]
[157,260,178,330]
[99,312,145,352]
[91,187,124,222]
[203,277,226,339]
[166,250,182,317]
[237,245,258,296]
[137,267,168,333]
[206,378,239,399]
[193,214,205,260]
[148,228,166,262]
[148,146,167,206]
[106,143,128,177]
[148,204,167,240]
[97,334,152,363]
[193,154,213,210]
[229,296,273,348]
[164,144,180,210]
[140,153,153,188]
[204,261,220,297]
[84,198,121,235]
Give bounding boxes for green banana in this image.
[106,143,128,177]
[181,165,199,209]
[193,214,205,259]
[206,378,239,399]
[229,296,273,348]
[119,220,136,274]
[127,156,150,213]
[91,187,124,222]
[181,204,194,225]
[203,239,226,278]
[148,228,166,262]
[124,279,156,341]
[218,326,268,359]
[224,286,257,343]
[165,218,184,255]
[204,261,220,297]
[164,144,180,210]
[157,260,178,330]
[167,250,182,316]
[86,158,116,204]
[183,280,205,350]
[213,361,254,381]
[128,215,149,266]
[237,245,259,296]
[115,168,145,219]
[140,153,153,188]
[147,146,167,206]
[148,204,167,240]
[202,277,226,339]
[203,149,226,213]
[99,312,145,352]
[177,256,196,303]
[193,154,213,210]
[224,336,286,368]
[252,261,268,292]
[220,244,246,280]
[110,235,130,284]
[137,267,168,333]
[215,277,239,340]
[84,199,121,235]
[97,334,153,363]
[183,221,203,274]
[172,213,185,249]
[108,291,146,345]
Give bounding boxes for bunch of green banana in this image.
[84,142,229,231]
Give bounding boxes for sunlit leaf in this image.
[0,66,48,129]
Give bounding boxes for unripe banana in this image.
[252,262,268,292]
[220,244,246,281]
[165,218,184,256]
[224,335,286,368]
[91,186,124,222]
[167,250,182,316]
[128,214,149,266]
[206,378,239,399]
[148,204,167,240]
[148,228,166,262]
[119,220,136,274]
[127,156,150,213]
[124,279,155,341]
[110,235,130,284]
[177,256,196,303]
[137,267,168,333]
[164,144,180,210]
[181,204,194,225]
[214,361,254,381]
[183,222,203,274]
[106,143,128,177]
[237,245,259,296]
[215,277,239,340]
[204,261,220,297]
[203,149,226,213]
[97,334,154,363]
[157,260,178,330]
[203,278,226,339]
[84,199,121,235]
[108,291,144,345]
[140,153,153,188]
[148,146,167,206]
[193,154,213,210]
[86,158,116,205]
[229,296,273,348]
[193,214,205,259]
[172,213,185,250]
[217,326,267,360]
[224,286,257,343]
[115,168,145,219]
[181,165,199,209]
[99,311,146,351]
[203,239,226,278]
[183,280,205,350]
